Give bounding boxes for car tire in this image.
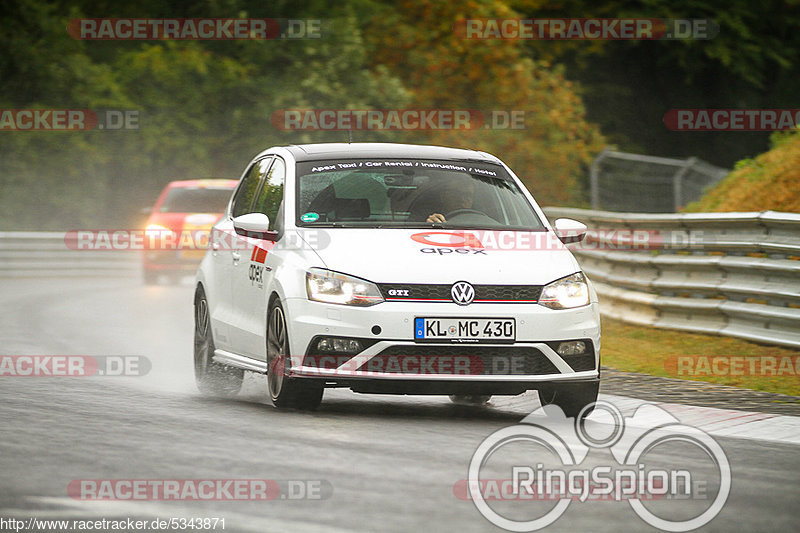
[194,287,243,397]
[538,381,599,418]
[267,299,323,410]
[448,394,491,406]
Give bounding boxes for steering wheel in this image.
[445,208,490,221]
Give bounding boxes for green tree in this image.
[364,0,605,205]
[0,1,408,229]
[510,0,800,166]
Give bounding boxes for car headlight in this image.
[539,272,590,310]
[306,268,384,306]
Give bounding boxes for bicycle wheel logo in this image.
[467,401,731,532]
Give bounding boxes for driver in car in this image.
[426,177,476,223]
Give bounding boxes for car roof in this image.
[281,143,502,164]
[166,179,239,188]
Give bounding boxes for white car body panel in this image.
[299,228,582,285]
[196,143,601,398]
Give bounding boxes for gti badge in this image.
[451,281,475,305]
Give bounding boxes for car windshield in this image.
[159,187,233,213]
[296,159,545,230]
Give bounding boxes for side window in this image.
[231,157,273,218]
[253,158,285,230]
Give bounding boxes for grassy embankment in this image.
[601,130,800,395]
[601,318,799,397]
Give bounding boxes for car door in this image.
[211,157,272,352]
[229,157,286,360]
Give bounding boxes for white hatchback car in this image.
[194,143,600,414]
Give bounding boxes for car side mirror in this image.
[554,218,587,244]
[233,213,278,241]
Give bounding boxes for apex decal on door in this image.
[248,245,270,287]
[251,246,268,264]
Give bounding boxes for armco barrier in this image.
[543,207,800,349]
[3,217,800,349]
[0,232,139,277]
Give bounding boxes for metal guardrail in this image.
[0,232,139,277]
[543,207,800,348]
[3,219,800,349]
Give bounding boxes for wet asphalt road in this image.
[0,277,798,532]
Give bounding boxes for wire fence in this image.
[590,148,729,212]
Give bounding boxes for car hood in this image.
[295,228,581,285]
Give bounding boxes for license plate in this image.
[414,318,515,342]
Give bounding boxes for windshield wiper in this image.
[304,222,343,228]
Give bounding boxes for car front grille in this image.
[362,345,560,376]
[565,354,596,372]
[377,283,542,303]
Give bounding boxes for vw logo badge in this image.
[451,281,475,305]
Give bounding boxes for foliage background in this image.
[2,0,798,228]
[685,129,800,213]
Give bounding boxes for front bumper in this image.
[283,298,601,389]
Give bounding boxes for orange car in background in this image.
[143,179,238,284]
